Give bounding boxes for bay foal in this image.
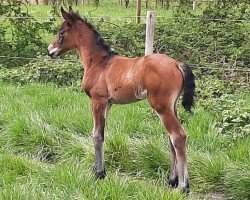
[48,7,195,193]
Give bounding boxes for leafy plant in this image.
[0,1,56,67]
[0,60,83,86]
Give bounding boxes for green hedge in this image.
[0,61,83,86]
[0,2,249,69]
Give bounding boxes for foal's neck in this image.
[78,44,108,70]
[76,22,115,71]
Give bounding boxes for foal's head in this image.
[48,7,80,59]
[48,7,116,60]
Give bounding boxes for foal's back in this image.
[105,54,183,104]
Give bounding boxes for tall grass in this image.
[0,82,249,199]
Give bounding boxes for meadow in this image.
[0,81,249,199]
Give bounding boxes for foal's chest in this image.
[82,73,108,98]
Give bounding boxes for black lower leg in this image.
[93,136,106,179]
[93,165,106,179]
[168,176,178,188]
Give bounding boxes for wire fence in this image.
[1,55,249,73]
[0,16,143,20]
[0,14,249,75]
[0,15,250,22]
[0,55,80,63]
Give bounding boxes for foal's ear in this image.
[69,6,74,13]
[61,7,75,25]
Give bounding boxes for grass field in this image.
[27,3,174,18]
[0,82,249,199]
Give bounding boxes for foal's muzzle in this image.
[48,51,58,59]
[47,44,59,59]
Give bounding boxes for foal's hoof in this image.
[182,182,190,194]
[167,178,190,194]
[95,170,106,179]
[167,177,178,188]
[93,166,106,179]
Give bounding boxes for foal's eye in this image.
[59,32,64,37]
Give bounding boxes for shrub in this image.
[1,2,249,72]
[0,0,56,67]
[0,60,83,86]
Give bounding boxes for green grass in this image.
[27,3,173,18]
[0,82,249,199]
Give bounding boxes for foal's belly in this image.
[108,85,147,104]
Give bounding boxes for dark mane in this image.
[70,12,118,59]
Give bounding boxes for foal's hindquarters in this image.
[100,54,190,192]
[144,56,190,192]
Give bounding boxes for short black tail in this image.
[179,63,195,113]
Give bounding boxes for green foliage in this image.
[196,77,250,140]
[93,20,145,57]
[204,1,250,20]
[94,11,250,69]
[218,94,250,140]
[0,1,56,67]
[1,2,249,71]
[0,61,82,86]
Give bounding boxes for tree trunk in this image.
[136,0,141,24]
[145,0,149,8]
[94,0,99,7]
[125,0,129,8]
[179,0,190,9]
[165,0,170,9]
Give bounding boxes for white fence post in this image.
[145,11,155,55]
[193,0,196,10]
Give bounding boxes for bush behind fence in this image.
[0,1,249,82]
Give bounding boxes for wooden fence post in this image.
[193,0,196,10]
[145,11,155,55]
[136,0,141,24]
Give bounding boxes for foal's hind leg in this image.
[168,136,178,188]
[168,101,179,188]
[148,96,189,193]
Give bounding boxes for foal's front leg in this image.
[91,99,109,179]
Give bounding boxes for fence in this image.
[0,12,249,76]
